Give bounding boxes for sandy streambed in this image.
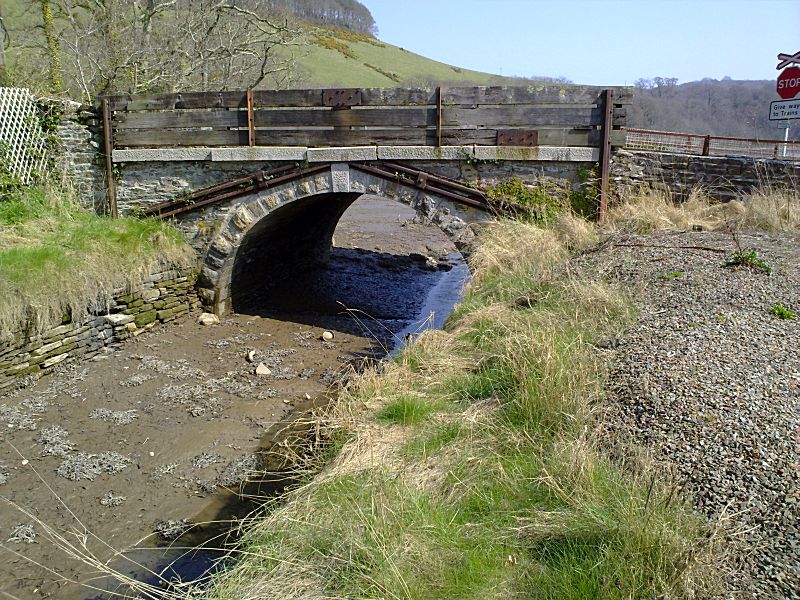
[0,196,468,598]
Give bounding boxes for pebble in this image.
[197,313,219,326]
[322,331,334,341]
[579,231,799,599]
[255,363,272,376]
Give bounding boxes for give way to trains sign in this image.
[771,51,800,121]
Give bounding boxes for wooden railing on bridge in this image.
[101,85,632,150]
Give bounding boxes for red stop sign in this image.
[777,66,800,99]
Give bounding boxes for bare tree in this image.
[12,0,306,102]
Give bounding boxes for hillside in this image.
[292,26,516,88]
[1,1,790,141]
[629,78,796,141]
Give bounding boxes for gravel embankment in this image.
[579,230,799,599]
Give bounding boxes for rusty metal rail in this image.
[140,163,328,219]
[624,127,800,161]
[350,162,490,210]
[141,162,492,221]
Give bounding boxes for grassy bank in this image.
[0,182,194,340]
[202,215,722,599]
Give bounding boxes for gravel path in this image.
[579,230,799,599]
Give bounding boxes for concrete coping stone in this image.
[112,146,601,163]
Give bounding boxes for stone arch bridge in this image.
[141,161,496,314]
[101,85,632,314]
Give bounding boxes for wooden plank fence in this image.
[101,85,632,150]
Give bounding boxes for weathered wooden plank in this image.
[113,125,611,149]
[114,105,605,131]
[108,92,247,112]
[106,85,634,112]
[114,109,247,129]
[442,85,634,107]
[444,106,603,128]
[114,128,248,147]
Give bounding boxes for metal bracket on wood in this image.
[246,89,256,147]
[436,86,443,147]
[497,130,538,147]
[598,89,614,222]
[322,88,362,108]
[101,97,118,218]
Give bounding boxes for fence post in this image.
[702,135,710,156]
[101,97,118,218]
[598,89,614,221]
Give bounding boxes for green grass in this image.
[376,395,439,426]
[203,218,722,600]
[0,182,194,339]
[769,303,796,320]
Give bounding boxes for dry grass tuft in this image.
[468,220,566,285]
[607,185,799,234]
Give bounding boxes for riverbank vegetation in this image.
[203,212,725,599]
[0,181,193,340]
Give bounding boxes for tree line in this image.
[629,77,796,141]
[264,0,377,35]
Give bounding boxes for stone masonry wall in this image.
[611,150,800,202]
[0,269,199,393]
[48,100,107,212]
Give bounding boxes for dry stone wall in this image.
[0,269,199,393]
[611,150,800,202]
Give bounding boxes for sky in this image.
[361,0,800,86]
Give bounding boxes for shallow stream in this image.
[0,195,469,599]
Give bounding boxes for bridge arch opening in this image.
[198,165,492,318]
[227,191,471,350]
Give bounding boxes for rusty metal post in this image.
[101,97,118,218]
[436,86,443,147]
[246,89,256,147]
[598,89,614,222]
[702,135,710,156]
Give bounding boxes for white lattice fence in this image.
[0,87,48,184]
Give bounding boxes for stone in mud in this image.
[322,331,334,341]
[99,492,127,507]
[154,519,191,541]
[197,312,220,326]
[255,363,272,376]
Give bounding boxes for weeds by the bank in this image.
[769,303,796,320]
[723,249,772,274]
[607,185,799,233]
[0,181,194,339]
[203,218,723,599]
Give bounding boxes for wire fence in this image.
[624,127,800,161]
[0,87,48,184]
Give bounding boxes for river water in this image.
[0,195,469,599]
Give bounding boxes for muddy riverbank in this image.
[0,196,468,599]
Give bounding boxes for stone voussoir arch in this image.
[196,163,493,315]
